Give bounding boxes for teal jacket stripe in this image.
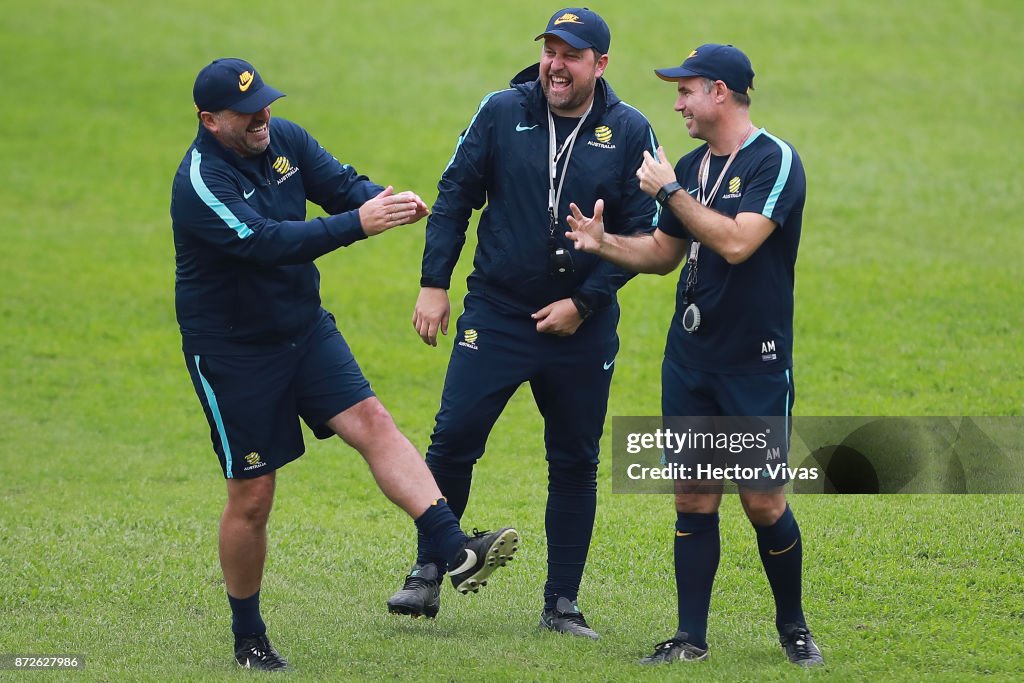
[443,89,508,174]
[193,355,234,478]
[189,149,254,239]
[760,131,793,219]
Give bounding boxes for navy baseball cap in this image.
[655,44,755,94]
[535,7,610,54]
[193,58,285,114]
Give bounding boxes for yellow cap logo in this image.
[728,176,741,194]
[273,156,292,175]
[594,125,613,143]
[464,329,479,344]
[687,49,698,59]
[554,12,583,25]
[245,452,262,466]
[238,70,254,92]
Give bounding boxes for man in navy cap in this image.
[565,44,823,666]
[172,58,520,671]
[385,9,660,638]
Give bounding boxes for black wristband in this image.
[571,293,594,321]
[656,181,683,206]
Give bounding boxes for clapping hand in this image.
[359,186,430,236]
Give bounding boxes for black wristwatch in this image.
[656,181,683,206]
[571,293,595,321]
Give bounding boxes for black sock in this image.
[674,512,720,649]
[753,504,806,632]
[414,497,469,570]
[228,590,266,638]
[543,461,597,609]
[416,456,473,568]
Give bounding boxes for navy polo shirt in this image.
[658,129,806,374]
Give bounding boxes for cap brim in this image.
[654,66,703,82]
[535,30,593,51]
[231,85,286,114]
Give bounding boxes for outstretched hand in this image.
[359,186,431,236]
[564,199,606,254]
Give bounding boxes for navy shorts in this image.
[661,356,794,489]
[185,313,374,479]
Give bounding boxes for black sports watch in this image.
[571,293,595,321]
[656,181,683,206]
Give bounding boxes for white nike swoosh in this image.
[450,548,477,575]
[516,123,539,132]
[243,188,255,199]
[603,360,615,370]
[687,188,698,195]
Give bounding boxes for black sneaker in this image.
[449,527,519,594]
[234,634,289,671]
[639,632,709,664]
[539,596,600,639]
[779,624,824,667]
[386,562,442,618]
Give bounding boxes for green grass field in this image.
[2,0,1022,679]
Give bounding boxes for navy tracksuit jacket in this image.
[415,65,659,605]
[170,119,381,354]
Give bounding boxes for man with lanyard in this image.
[564,44,823,666]
[386,9,659,638]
